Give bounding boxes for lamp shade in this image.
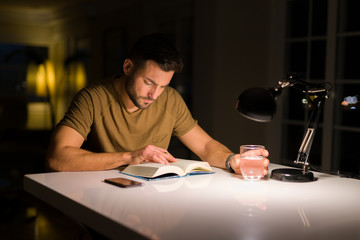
[236,87,276,122]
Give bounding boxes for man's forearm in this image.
[46,147,131,172]
[201,139,233,169]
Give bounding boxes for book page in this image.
[171,159,213,174]
[122,159,214,179]
[122,163,185,178]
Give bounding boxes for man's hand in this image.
[130,145,177,165]
[229,148,270,177]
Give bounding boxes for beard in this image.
[125,74,153,109]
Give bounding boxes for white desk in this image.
[24,163,360,240]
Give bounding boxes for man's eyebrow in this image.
[145,77,169,87]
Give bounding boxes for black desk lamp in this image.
[236,73,331,182]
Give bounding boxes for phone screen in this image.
[104,177,144,188]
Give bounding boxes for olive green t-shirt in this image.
[59,78,197,153]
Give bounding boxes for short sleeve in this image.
[58,89,94,140]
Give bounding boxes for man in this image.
[46,33,269,176]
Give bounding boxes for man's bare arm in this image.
[177,125,269,176]
[46,125,176,172]
[177,125,233,168]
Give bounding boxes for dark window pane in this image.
[286,42,308,75]
[310,40,326,79]
[282,124,323,167]
[308,127,322,166]
[282,124,305,162]
[312,0,328,36]
[337,36,360,79]
[286,87,306,120]
[287,0,309,38]
[333,130,360,176]
[334,84,360,127]
[338,0,360,32]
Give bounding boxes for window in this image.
[282,0,360,177]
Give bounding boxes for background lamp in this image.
[236,73,331,182]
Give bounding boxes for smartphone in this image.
[104,177,144,188]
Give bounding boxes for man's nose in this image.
[148,86,162,99]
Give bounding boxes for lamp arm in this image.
[295,94,327,171]
[272,74,315,99]
[274,73,331,98]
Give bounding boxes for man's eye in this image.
[145,80,152,85]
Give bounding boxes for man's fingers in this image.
[263,168,268,177]
[150,149,176,165]
[150,155,170,165]
[263,158,269,177]
[231,154,270,178]
[164,151,177,162]
[153,146,176,163]
[263,149,269,157]
[142,145,176,164]
[264,158,269,166]
[241,149,268,157]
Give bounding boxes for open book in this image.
[121,159,215,181]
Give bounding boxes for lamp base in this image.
[270,168,315,182]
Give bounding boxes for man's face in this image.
[125,60,174,109]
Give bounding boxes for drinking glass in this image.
[239,145,265,181]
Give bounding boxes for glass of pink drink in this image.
[239,145,265,181]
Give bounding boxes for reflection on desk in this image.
[24,163,360,240]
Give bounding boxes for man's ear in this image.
[123,59,134,75]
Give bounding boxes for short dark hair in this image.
[128,33,183,72]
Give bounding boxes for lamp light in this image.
[236,73,332,182]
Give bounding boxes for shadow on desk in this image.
[0,192,108,240]
[0,129,103,240]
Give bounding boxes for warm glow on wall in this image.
[26,102,52,130]
[26,61,38,96]
[25,59,56,129]
[26,60,56,98]
[68,61,86,93]
[45,60,56,97]
[25,57,86,130]
[36,64,47,97]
